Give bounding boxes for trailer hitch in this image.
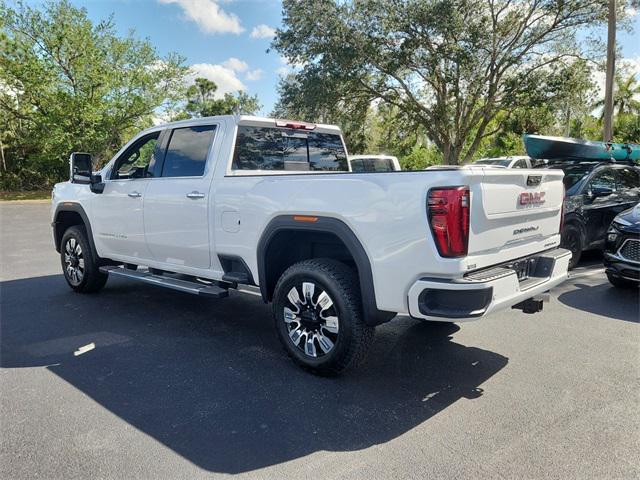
[512,292,550,314]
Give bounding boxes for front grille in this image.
[619,239,640,263]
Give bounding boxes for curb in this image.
[0,199,52,205]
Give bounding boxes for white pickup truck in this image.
[52,115,570,374]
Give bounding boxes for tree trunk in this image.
[603,0,616,142]
[442,143,460,165]
[0,138,6,172]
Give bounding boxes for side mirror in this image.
[590,186,614,198]
[70,152,93,184]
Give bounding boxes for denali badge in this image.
[514,226,539,235]
[519,191,545,205]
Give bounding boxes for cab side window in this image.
[587,169,616,193]
[513,159,528,169]
[617,167,640,190]
[161,126,216,178]
[112,132,161,180]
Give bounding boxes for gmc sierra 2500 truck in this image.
[52,115,570,374]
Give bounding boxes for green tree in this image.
[593,74,640,118]
[0,0,187,189]
[272,72,370,153]
[274,0,608,164]
[181,77,260,119]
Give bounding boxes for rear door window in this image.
[161,125,216,178]
[232,126,348,172]
[617,167,640,190]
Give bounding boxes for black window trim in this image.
[105,123,220,182]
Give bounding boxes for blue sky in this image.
[27,1,640,114]
[69,0,287,114]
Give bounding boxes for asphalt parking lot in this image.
[1,202,639,479]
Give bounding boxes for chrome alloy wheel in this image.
[64,237,84,285]
[283,282,339,358]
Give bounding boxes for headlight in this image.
[614,218,632,227]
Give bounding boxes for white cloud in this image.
[250,24,276,39]
[279,55,306,70]
[276,66,290,77]
[187,62,247,97]
[246,69,263,81]
[222,57,249,72]
[158,0,243,34]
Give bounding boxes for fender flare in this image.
[257,215,396,326]
[52,203,100,262]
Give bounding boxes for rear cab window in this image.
[231,125,348,173]
[350,158,395,172]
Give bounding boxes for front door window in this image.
[112,132,161,180]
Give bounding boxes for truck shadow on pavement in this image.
[2,274,508,474]
[558,279,639,323]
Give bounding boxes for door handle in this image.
[186,191,205,199]
[128,191,142,198]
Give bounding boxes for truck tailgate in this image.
[466,168,564,266]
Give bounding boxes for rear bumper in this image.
[407,248,571,322]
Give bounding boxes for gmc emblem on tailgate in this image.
[519,191,546,205]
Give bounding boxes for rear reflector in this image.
[275,119,316,130]
[427,186,470,258]
[293,215,318,223]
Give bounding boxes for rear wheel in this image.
[273,258,375,375]
[561,224,583,269]
[606,272,637,289]
[60,225,107,293]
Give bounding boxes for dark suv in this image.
[604,205,639,288]
[539,161,640,268]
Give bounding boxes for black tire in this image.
[561,224,583,269]
[606,272,638,289]
[60,225,108,293]
[272,258,375,375]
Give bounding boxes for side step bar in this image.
[99,266,229,298]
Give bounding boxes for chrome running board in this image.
[99,266,229,298]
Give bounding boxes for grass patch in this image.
[0,190,51,201]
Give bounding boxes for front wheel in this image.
[272,258,375,375]
[60,225,108,293]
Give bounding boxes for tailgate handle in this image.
[527,175,542,186]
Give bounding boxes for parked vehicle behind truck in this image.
[52,116,570,374]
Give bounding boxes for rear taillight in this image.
[559,185,566,233]
[428,186,470,258]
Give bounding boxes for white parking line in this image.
[569,268,606,280]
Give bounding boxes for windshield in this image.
[474,159,511,167]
